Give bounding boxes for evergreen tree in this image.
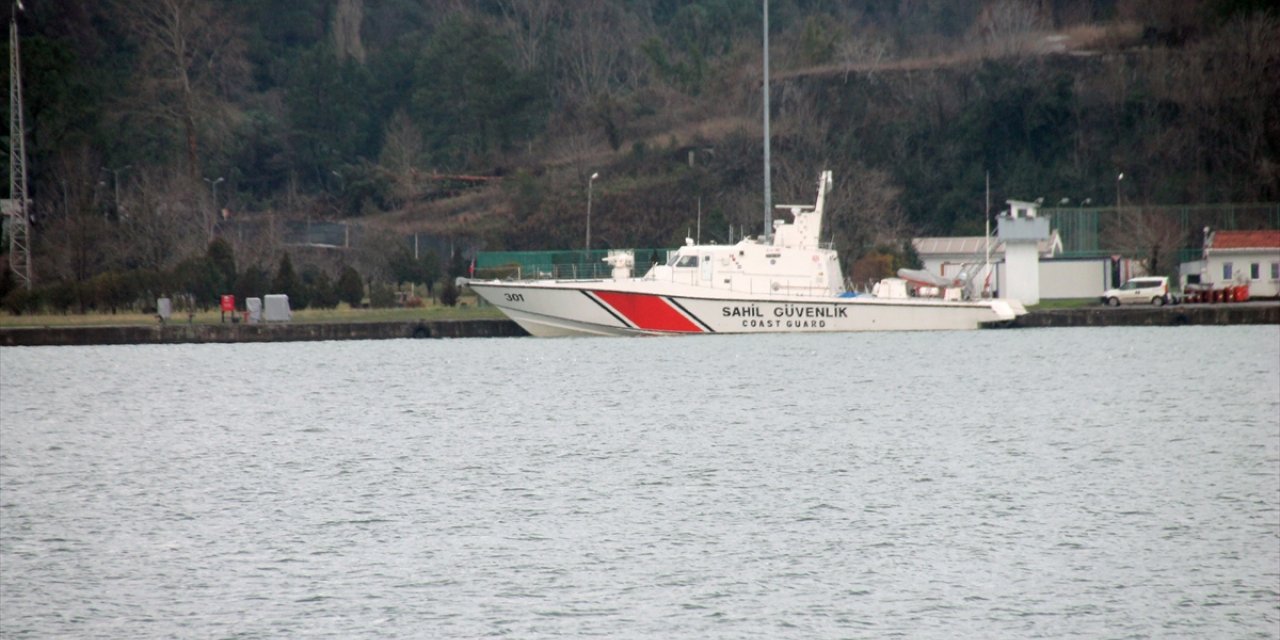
[337,265,364,307]
[233,265,270,302]
[271,253,306,307]
[387,246,439,291]
[303,267,339,308]
[173,256,219,309]
[283,45,376,186]
[411,15,547,169]
[206,238,237,294]
[0,263,14,302]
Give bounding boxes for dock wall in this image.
[2,304,1275,346]
[992,303,1280,329]
[0,319,528,347]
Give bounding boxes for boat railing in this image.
[642,268,838,298]
[485,261,837,297]
[492,262,665,281]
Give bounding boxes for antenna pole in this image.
[761,0,771,241]
[984,171,991,298]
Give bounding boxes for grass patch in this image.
[0,295,503,328]
[1027,298,1097,311]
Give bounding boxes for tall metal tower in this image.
[6,3,32,289]
[761,0,771,241]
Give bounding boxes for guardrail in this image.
[475,262,838,298]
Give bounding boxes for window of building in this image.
[1223,262,1233,279]
[1251,263,1260,279]
[1272,262,1280,279]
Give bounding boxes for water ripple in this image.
[1,327,1278,638]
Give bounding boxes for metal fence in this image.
[475,249,672,280]
[1045,203,1280,261]
[219,203,1279,273]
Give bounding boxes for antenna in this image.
[7,7,32,289]
[696,196,702,245]
[984,171,991,298]
[761,0,771,241]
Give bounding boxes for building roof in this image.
[913,236,992,255]
[913,231,1062,258]
[1210,230,1280,250]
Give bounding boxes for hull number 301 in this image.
[504,293,525,302]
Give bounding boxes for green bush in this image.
[302,267,340,309]
[233,266,270,303]
[368,282,397,308]
[46,281,78,314]
[439,279,459,307]
[2,287,37,315]
[337,266,364,307]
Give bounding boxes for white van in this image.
[1101,276,1172,306]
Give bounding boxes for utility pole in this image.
[106,165,130,218]
[6,4,32,289]
[585,171,598,259]
[761,0,771,241]
[985,171,991,298]
[203,176,224,241]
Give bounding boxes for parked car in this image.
[1101,276,1174,306]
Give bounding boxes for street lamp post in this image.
[203,176,225,239]
[204,176,225,207]
[585,172,599,260]
[105,164,130,217]
[1080,198,1093,253]
[1116,172,1124,209]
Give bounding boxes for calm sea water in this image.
[1,326,1277,639]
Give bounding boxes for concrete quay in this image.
[0,318,528,347]
[990,301,1280,329]
[3,303,1275,346]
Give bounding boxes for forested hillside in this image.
[1,0,1277,311]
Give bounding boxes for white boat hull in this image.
[469,280,1022,337]
[468,171,1025,337]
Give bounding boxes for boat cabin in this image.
[632,172,846,297]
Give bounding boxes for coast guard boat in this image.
[466,171,1026,337]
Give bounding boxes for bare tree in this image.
[117,168,207,272]
[496,0,561,73]
[972,0,1049,57]
[1195,14,1280,200]
[838,33,892,82]
[558,1,645,102]
[115,0,249,179]
[379,110,425,208]
[333,0,367,63]
[832,165,909,252]
[1104,207,1186,277]
[37,146,114,285]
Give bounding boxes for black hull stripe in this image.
[664,297,715,333]
[581,291,633,328]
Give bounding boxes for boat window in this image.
[675,255,699,268]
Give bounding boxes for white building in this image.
[1179,229,1280,298]
[911,233,1062,281]
[913,218,1150,301]
[912,202,1065,302]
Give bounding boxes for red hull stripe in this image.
[591,291,705,333]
